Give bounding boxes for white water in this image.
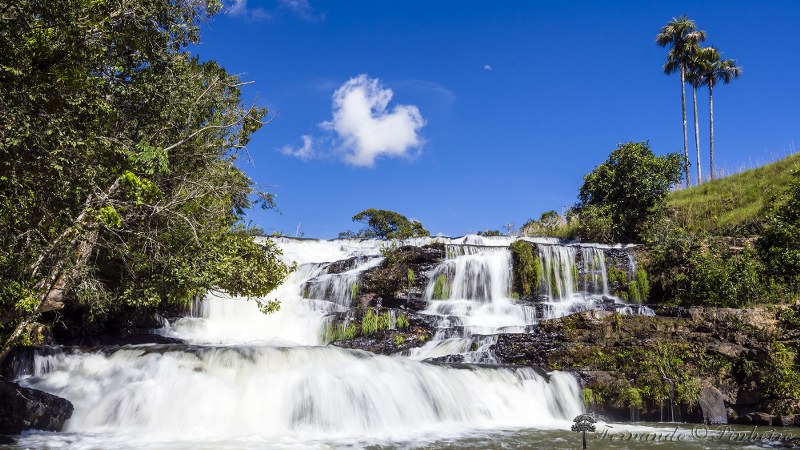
[14,235,587,449]
[410,235,649,361]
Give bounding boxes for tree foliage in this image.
[757,173,800,290]
[575,141,684,242]
[342,209,430,240]
[0,0,289,356]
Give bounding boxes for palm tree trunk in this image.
[709,85,715,181]
[680,64,690,187]
[692,85,702,184]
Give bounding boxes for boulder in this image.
[697,385,728,424]
[735,412,775,426]
[0,380,73,434]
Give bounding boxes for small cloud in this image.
[280,135,315,160]
[484,65,492,71]
[324,75,426,167]
[228,0,271,20]
[278,75,426,168]
[278,0,325,22]
[228,0,324,22]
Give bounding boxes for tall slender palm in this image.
[695,47,742,181]
[656,16,706,187]
[684,42,708,184]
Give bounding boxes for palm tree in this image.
[695,47,741,181]
[685,42,708,184]
[656,16,706,187]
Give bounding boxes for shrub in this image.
[377,312,393,331]
[361,309,378,335]
[396,314,410,329]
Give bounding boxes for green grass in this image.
[667,152,800,234]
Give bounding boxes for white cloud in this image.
[324,75,426,167]
[279,75,426,168]
[229,0,322,22]
[228,0,271,20]
[484,65,492,71]
[280,135,315,160]
[278,0,324,21]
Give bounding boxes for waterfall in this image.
[537,244,578,301]
[578,246,610,295]
[12,236,585,448]
[20,346,582,444]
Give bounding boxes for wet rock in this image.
[735,412,776,426]
[648,305,691,318]
[329,308,438,355]
[359,244,445,311]
[61,332,185,347]
[0,380,73,434]
[491,331,556,367]
[326,256,371,274]
[698,385,728,424]
[778,415,799,427]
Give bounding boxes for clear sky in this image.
[194,0,800,238]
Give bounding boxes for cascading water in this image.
[11,236,586,449]
[410,236,651,361]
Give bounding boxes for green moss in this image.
[582,388,602,407]
[636,268,650,301]
[350,283,358,301]
[394,334,406,346]
[509,241,541,297]
[432,274,449,300]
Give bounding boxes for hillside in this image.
[667,152,800,235]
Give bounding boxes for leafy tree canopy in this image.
[576,141,684,242]
[341,209,430,240]
[0,0,289,357]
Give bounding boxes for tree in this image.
[576,142,684,242]
[694,47,742,181]
[656,16,706,187]
[346,209,430,240]
[684,41,709,184]
[0,0,290,361]
[757,173,800,289]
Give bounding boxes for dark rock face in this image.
[0,380,73,434]
[488,307,798,425]
[358,243,445,310]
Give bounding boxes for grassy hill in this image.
[667,152,800,235]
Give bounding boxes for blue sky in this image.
[195,0,800,238]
